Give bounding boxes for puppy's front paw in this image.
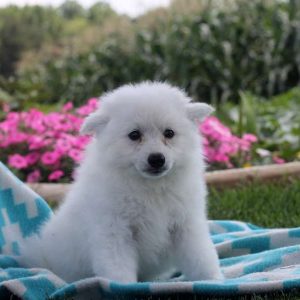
[109,274,137,283]
[186,269,224,282]
[93,265,137,283]
[209,270,224,281]
[182,259,223,282]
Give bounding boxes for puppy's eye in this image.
[128,130,141,141]
[164,129,175,139]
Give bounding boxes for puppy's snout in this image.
[148,153,165,169]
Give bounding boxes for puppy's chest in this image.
[126,194,186,247]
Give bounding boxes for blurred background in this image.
[0,0,299,183]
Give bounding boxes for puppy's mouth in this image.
[142,167,169,178]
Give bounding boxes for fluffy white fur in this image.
[19,82,223,283]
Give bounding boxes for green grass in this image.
[208,179,300,228]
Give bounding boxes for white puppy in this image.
[20,82,223,283]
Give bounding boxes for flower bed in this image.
[1,99,258,183]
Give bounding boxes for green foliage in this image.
[58,0,85,19]
[0,0,300,105]
[2,0,300,105]
[0,5,63,76]
[218,88,300,163]
[88,2,116,24]
[0,1,117,78]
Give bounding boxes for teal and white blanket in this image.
[1,161,300,299]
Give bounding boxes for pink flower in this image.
[87,98,99,109]
[68,149,83,162]
[76,98,99,116]
[41,151,61,165]
[8,154,28,169]
[9,132,28,144]
[48,170,64,181]
[28,136,50,150]
[23,109,45,133]
[212,152,229,163]
[55,138,72,154]
[6,112,20,123]
[242,134,258,143]
[199,116,259,167]
[200,116,232,140]
[239,139,251,151]
[72,135,91,149]
[26,152,40,165]
[219,143,236,154]
[273,156,285,164]
[62,102,74,112]
[26,170,41,183]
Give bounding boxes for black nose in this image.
[148,153,165,169]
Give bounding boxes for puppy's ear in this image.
[80,111,109,135]
[186,103,214,123]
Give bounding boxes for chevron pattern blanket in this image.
[0,161,300,299]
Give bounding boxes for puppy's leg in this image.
[90,225,137,283]
[174,219,223,281]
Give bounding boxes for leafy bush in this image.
[218,88,300,164]
[3,0,300,106]
[0,100,257,183]
[0,5,63,76]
